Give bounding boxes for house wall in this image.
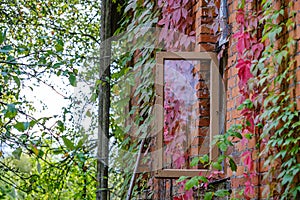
[149,0,300,199]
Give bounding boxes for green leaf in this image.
[177,176,189,183]
[37,162,41,174]
[199,154,209,164]
[212,162,222,170]
[52,148,64,155]
[57,120,65,132]
[204,192,213,200]
[12,76,20,88]
[214,189,230,197]
[229,157,237,171]
[55,40,64,52]
[14,122,29,132]
[190,157,199,167]
[12,148,22,160]
[69,74,77,86]
[4,104,17,119]
[282,173,293,185]
[62,136,75,150]
[185,176,199,190]
[237,104,244,110]
[0,29,7,44]
[0,45,13,53]
[86,110,92,117]
[198,176,208,183]
[53,62,63,69]
[245,133,253,140]
[217,155,226,163]
[77,134,88,148]
[219,142,228,152]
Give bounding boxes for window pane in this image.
[163,59,211,170]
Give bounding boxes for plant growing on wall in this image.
[114,0,300,199]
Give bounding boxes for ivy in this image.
[255,0,300,198]
[115,0,300,199]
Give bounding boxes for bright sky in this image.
[22,75,72,119]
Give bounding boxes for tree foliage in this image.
[0,0,101,198]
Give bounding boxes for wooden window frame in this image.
[154,52,220,178]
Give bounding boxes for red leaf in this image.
[184,189,193,199]
[236,59,253,88]
[241,151,253,171]
[158,18,166,25]
[236,9,245,25]
[173,8,181,24]
[181,7,188,19]
[189,31,195,36]
[158,0,164,6]
[173,196,183,200]
[159,28,168,42]
[251,43,264,60]
[245,180,254,196]
[236,32,251,55]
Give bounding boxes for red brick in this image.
[198,43,215,51]
[229,65,239,77]
[236,165,245,176]
[195,81,207,90]
[190,146,199,155]
[198,34,217,43]
[252,149,259,160]
[229,12,236,24]
[226,120,234,130]
[296,83,300,98]
[227,111,231,122]
[198,127,209,136]
[198,24,212,34]
[251,174,259,186]
[196,117,210,126]
[198,99,209,107]
[228,44,237,57]
[259,159,269,173]
[248,137,256,149]
[296,68,300,82]
[227,99,235,110]
[197,88,209,99]
[231,86,240,98]
[231,177,246,188]
[232,109,240,119]
[228,55,237,67]
[291,25,300,40]
[227,167,233,177]
[228,76,237,88]
[232,0,239,11]
[236,141,246,151]
[260,185,270,199]
[196,0,208,8]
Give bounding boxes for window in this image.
[154,52,221,178]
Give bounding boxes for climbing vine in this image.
[114,0,300,199]
[255,0,300,198]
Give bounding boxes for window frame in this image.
[154,52,220,178]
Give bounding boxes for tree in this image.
[0,0,102,198]
[96,0,112,199]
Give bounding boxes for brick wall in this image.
[226,0,300,199]
[149,0,300,199]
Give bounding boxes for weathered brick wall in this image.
[227,0,300,199]
[291,0,300,109]
[149,0,300,199]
